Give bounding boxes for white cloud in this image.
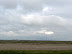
[21,14,43,25]
[21,13,70,26]
[36,30,54,35]
[45,31,54,35]
[42,6,54,15]
[42,7,49,12]
[0,31,18,36]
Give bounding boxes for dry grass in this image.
[0,43,72,50]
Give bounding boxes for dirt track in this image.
[0,43,72,50]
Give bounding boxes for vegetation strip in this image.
[0,50,72,54]
[0,40,72,44]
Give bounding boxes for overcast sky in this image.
[0,0,72,41]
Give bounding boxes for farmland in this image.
[0,40,72,44]
[0,50,72,54]
[0,40,72,54]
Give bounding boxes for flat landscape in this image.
[0,40,72,50]
[0,43,72,50]
[0,40,72,54]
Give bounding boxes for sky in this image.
[0,0,72,41]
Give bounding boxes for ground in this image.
[0,43,72,50]
[0,40,72,50]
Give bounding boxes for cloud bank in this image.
[0,0,72,41]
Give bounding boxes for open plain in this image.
[0,40,72,50]
[0,43,72,50]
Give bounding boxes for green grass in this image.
[0,40,72,44]
[0,50,72,54]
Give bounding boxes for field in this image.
[0,40,72,50]
[0,40,72,44]
[0,43,72,50]
[0,40,72,54]
[0,50,72,54]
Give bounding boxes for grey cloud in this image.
[43,0,72,6]
[0,0,18,8]
[0,0,43,12]
[19,0,42,11]
[0,0,72,40]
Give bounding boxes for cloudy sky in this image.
[0,0,72,41]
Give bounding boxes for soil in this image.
[0,43,72,50]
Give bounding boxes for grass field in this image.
[0,40,72,54]
[0,50,72,54]
[0,40,72,44]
